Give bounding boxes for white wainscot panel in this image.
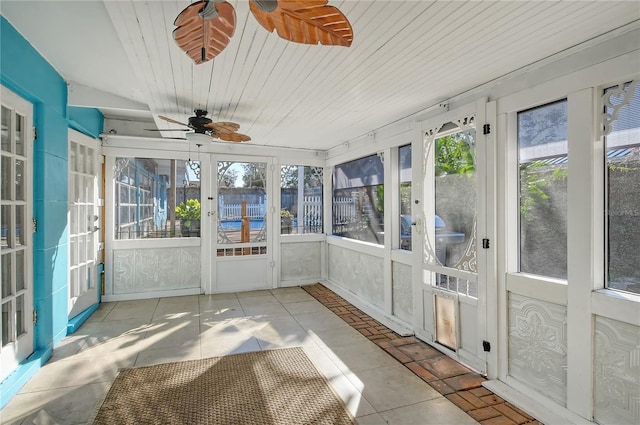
[594,316,640,425]
[281,242,321,281]
[328,244,384,308]
[392,261,412,323]
[459,302,478,356]
[113,247,201,294]
[508,293,567,406]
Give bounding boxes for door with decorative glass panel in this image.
[213,158,273,292]
[415,100,491,373]
[68,130,101,319]
[1,86,33,380]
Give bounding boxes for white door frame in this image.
[67,129,101,318]
[0,85,34,380]
[413,98,491,374]
[210,154,275,293]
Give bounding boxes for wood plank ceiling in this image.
[4,1,640,151]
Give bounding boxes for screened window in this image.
[605,81,640,295]
[332,154,384,245]
[114,157,201,239]
[399,145,412,250]
[518,100,568,279]
[280,165,323,234]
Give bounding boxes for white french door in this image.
[414,99,492,373]
[68,130,101,319]
[211,156,274,292]
[1,86,34,380]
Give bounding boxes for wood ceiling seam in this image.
[299,1,463,120]
[106,1,161,116]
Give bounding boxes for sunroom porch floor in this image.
[1,284,535,424]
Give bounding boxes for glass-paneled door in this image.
[68,130,101,318]
[1,86,33,380]
[213,158,273,292]
[415,101,491,373]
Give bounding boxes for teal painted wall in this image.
[68,106,104,139]
[1,16,103,405]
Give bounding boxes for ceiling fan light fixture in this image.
[185,132,212,144]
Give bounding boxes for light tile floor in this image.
[1,287,478,425]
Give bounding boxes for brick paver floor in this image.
[303,283,542,425]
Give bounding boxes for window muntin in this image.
[280,165,323,234]
[114,157,201,239]
[399,145,412,251]
[332,154,384,245]
[605,81,640,295]
[517,99,568,280]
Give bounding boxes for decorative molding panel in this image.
[281,242,321,281]
[112,247,200,294]
[508,293,567,406]
[328,244,384,308]
[392,261,413,324]
[594,316,640,425]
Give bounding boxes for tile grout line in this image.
[302,283,543,425]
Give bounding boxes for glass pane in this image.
[115,158,198,239]
[2,253,12,297]
[2,301,10,346]
[280,165,323,234]
[15,113,24,156]
[605,82,640,294]
[74,173,81,203]
[434,130,476,268]
[69,142,77,173]
[86,147,94,175]
[518,100,568,279]
[1,155,11,200]
[16,294,24,336]
[78,145,86,174]
[1,106,11,153]
[70,236,77,267]
[15,250,24,291]
[119,184,128,204]
[332,155,384,244]
[217,161,267,244]
[1,205,9,249]
[399,144,412,250]
[15,159,24,201]
[15,205,24,246]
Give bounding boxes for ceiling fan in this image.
[153,109,251,142]
[173,0,353,64]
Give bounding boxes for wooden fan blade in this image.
[215,132,251,142]
[249,0,353,47]
[158,115,190,127]
[204,121,241,133]
[173,1,236,65]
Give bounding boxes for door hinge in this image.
[482,340,491,352]
[33,309,38,325]
[269,261,276,268]
[32,217,37,233]
[482,124,491,135]
[482,238,490,249]
[33,126,37,141]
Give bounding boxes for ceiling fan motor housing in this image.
[189,109,213,133]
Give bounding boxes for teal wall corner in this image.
[68,106,104,139]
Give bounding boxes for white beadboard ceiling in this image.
[1,1,639,151]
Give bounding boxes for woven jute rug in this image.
[92,347,356,425]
